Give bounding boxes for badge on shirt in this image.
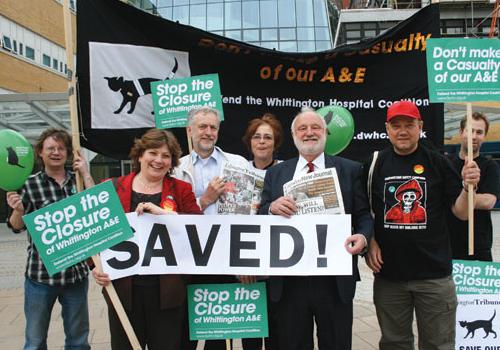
[161,195,177,213]
[413,164,424,175]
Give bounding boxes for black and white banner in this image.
[77,0,442,161]
[100,213,352,280]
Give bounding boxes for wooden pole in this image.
[62,1,141,348]
[466,103,474,256]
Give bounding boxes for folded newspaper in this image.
[217,163,264,215]
[283,168,345,215]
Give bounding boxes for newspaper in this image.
[217,163,264,215]
[283,168,345,215]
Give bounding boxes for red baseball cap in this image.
[386,101,421,122]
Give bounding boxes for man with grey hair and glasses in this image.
[258,107,373,349]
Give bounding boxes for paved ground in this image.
[0,212,498,349]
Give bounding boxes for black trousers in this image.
[108,284,185,350]
[274,276,353,350]
[241,281,280,350]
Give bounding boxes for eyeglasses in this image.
[45,146,67,154]
[251,134,274,142]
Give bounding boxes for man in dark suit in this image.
[258,108,373,350]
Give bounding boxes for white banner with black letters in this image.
[100,213,352,280]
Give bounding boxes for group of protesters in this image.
[6,101,499,350]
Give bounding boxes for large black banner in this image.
[77,0,442,161]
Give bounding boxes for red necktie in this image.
[307,162,314,173]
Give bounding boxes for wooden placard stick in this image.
[466,103,474,256]
[62,1,141,348]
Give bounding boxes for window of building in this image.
[279,28,296,40]
[43,54,51,67]
[313,0,329,27]
[225,30,242,41]
[262,28,278,41]
[53,58,59,70]
[243,29,259,41]
[242,2,260,29]
[158,7,173,20]
[260,41,278,50]
[297,40,315,52]
[315,40,331,51]
[279,41,297,52]
[60,61,63,72]
[260,1,278,27]
[297,27,315,40]
[19,43,23,55]
[172,5,189,25]
[225,2,241,30]
[207,3,223,31]
[296,1,314,27]
[315,27,330,41]
[2,35,12,51]
[26,46,35,60]
[190,4,206,30]
[12,40,18,53]
[278,0,296,27]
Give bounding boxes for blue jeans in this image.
[24,278,90,350]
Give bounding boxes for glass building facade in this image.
[129,0,334,52]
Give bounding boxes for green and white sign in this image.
[426,38,500,102]
[151,73,224,129]
[453,260,500,295]
[187,283,268,341]
[453,260,500,349]
[23,181,133,276]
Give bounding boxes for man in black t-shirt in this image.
[365,101,481,350]
[448,112,500,261]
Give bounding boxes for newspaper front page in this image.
[283,168,345,215]
[217,163,264,215]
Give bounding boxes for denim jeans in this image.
[24,278,90,350]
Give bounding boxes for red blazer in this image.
[108,172,201,310]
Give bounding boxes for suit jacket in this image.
[258,154,373,303]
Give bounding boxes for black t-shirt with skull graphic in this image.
[368,145,462,281]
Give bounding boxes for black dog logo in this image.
[7,147,24,168]
[104,57,178,114]
[459,309,497,339]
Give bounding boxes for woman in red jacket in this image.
[93,128,201,350]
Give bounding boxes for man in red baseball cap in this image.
[364,100,480,349]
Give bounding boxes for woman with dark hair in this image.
[241,114,284,350]
[242,113,284,177]
[92,128,201,350]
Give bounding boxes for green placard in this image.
[452,260,500,295]
[426,38,500,102]
[187,283,268,341]
[151,73,224,129]
[23,181,133,276]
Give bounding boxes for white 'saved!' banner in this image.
[100,214,352,280]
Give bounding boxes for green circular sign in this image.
[317,105,355,155]
[0,129,34,191]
